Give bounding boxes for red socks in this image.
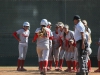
[55,61,58,68]
[48,60,52,69]
[98,61,100,70]
[17,59,21,69]
[72,61,77,70]
[59,59,63,69]
[21,60,25,69]
[43,61,48,68]
[87,60,91,71]
[39,61,43,71]
[17,59,25,69]
[66,61,71,70]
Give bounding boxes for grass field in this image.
[0,67,100,75]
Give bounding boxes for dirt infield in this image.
[0,67,100,75]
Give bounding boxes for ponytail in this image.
[38,26,47,37]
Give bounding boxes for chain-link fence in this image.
[0,0,100,66]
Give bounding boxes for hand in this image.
[82,43,85,50]
[96,42,100,45]
[32,40,35,43]
[56,47,59,50]
[18,39,21,42]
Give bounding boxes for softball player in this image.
[47,22,53,70]
[58,25,74,71]
[52,24,61,70]
[94,38,100,72]
[82,20,91,34]
[32,19,52,75]
[82,20,92,72]
[55,22,64,71]
[13,22,30,71]
[64,39,78,72]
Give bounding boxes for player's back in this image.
[35,27,51,46]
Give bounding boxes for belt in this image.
[76,40,82,43]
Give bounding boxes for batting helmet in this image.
[48,22,51,25]
[23,22,30,27]
[40,19,48,26]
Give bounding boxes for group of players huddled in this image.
[13,15,100,75]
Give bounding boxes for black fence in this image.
[0,0,100,66]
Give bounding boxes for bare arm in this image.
[81,32,85,49]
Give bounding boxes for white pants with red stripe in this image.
[18,43,28,60]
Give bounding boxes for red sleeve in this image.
[13,32,20,41]
[59,37,62,46]
[73,39,76,47]
[32,33,38,42]
[66,39,69,46]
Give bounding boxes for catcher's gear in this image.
[86,47,92,55]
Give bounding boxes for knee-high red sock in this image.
[48,60,52,69]
[72,61,77,70]
[59,59,63,69]
[55,61,58,68]
[66,61,71,70]
[43,61,48,68]
[17,59,21,68]
[39,61,43,71]
[21,60,25,69]
[87,60,91,70]
[76,62,79,70]
[98,61,100,69]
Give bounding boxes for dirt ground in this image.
[0,67,100,75]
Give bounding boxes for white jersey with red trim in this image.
[60,30,74,47]
[53,31,60,48]
[16,29,30,43]
[58,30,62,37]
[60,30,74,41]
[35,27,52,46]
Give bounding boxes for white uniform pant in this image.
[97,46,100,61]
[65,49,78,61]
[65,51,73,61]
[48,47,53,60]
[37,45,49,62]
[59,49,65,59]
[48,40,53,60]
[53,47,61,61]
[18,43,28,60]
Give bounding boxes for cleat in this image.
[56,68,62,71]
[94,69,100,72]
[17,68,21,71]
[21,68,27,71]
[64,69,71,72]
[40,72,43,74]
